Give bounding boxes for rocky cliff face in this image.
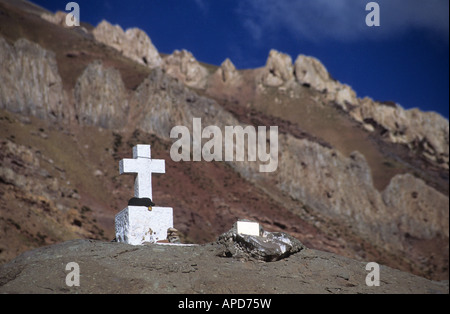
[277,51,448,169]
[133,69,237,139]
[0,0,448,281]
[93,20,162,69]
[229,130,448,274]
[36,8,450,171]
[88,19,449,170]
[74,60,129,129]
[0,37,67,121]
[354,99,449,169]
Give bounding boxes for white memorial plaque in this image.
[237,221,260,236]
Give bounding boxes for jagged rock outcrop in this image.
[292,53,448,168]
[40,11,89,34]
[92,20,123,51]
[258,51,358,106]
[294,54,331,91]
[40,11,67,26]
[93,20,162,68]
[74,60,129,129]
[123,27,162,67]
[0,37,66,120]
[91,20,449,170]
[133,69,237,138]
[294,54,358,108]
[214,58,241,84]
[261,49,294,87]
[162,49,209,89]
[353,98,449,169]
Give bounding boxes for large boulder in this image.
[216,222,305,262]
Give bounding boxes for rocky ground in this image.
[0,238,448,294]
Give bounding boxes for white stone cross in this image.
[116,144,173,245]
[119,144,165,200]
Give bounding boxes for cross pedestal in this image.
[115,206,173,245]
[115,144,173,245]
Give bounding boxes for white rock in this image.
[163,49,209,88]
[262,50,294,87]
[215,58,240,84]
[93,20,162,68]
[294,54,331,92]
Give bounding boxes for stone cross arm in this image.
[119,144,165,200]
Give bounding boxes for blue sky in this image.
[34,0,449,118]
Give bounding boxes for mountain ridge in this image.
[0,0,448,282]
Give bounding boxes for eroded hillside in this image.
[0,0,448,280]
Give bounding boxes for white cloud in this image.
[237,0,449,42]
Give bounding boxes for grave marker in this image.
[115,144,173,245]
[119,144,165,199]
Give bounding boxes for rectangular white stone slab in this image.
[115,206,173,245]
[237,221,260,236]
